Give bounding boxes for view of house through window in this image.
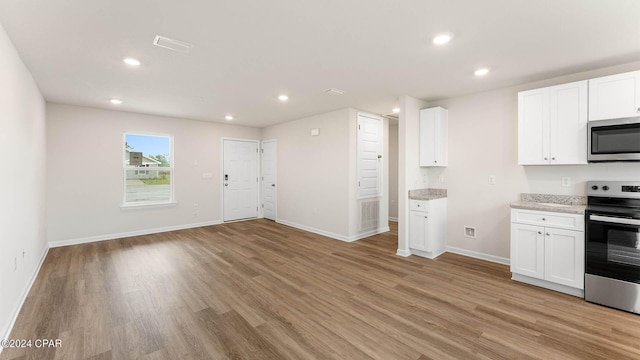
[124,133,173,205]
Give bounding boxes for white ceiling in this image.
[1,0,639,127]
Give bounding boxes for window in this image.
[123,133,173,206]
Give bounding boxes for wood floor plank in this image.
[3,220,640,360]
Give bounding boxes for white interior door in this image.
[357,113,382,198]
[262,140,277,221]
[223,139,259,221]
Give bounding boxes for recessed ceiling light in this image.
[474,68,490,77]
[392,107,400,114]
[110,98,123,105]
[278,94,289,101]
[123,57,141,66]
[225,115,233,121]
[433,33,454,45]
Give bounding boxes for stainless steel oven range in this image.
[585,181,640,314]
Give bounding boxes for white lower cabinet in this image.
[510,209,584,296]
[409,198,447,259]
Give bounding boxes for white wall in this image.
[397,95,430,255]
[262,109,352,238]
[46,103,261,245]
[427,61,640,260]
[389,124,398,220]
[0,23,47,342]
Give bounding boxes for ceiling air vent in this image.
[153,35,194,54]
[383,112,399,119]
[323,88,345,96]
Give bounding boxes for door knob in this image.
[271,184,276,187]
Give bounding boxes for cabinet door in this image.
[518,88,550,165]
[409,211,430,251]
[588,70,640,121]
[511,223,544,279]
[419,107,447,167]
[544,228,585,289]
[549,81,588,165]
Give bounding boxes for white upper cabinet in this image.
[518,80,587,165]
[419,107,448,167]
[588,70,640,121]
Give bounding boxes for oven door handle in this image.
[589,215,640,226]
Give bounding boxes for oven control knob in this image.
[591,185,598,190]
[603,186,610,191]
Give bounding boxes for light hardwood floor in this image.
[2,220,640,359]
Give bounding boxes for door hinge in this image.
[256,148,258,153]
[256,177,258,182]
[358,181,361,187]
[256,207,258,211]
[262,176,264,180]
[261,204,264,208]
[261,149,264,153]
[358,124,361,130]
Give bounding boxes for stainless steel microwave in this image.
[588,117,640,162]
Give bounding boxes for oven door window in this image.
[591,123,640,155]
[587,218,640,283]
[608,229,640,266]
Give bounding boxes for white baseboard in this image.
[348,227,390,242]
[389,217,398,222]
[396,248,412,257]
[48,220,223,248]
[276,219,351,242]
[512,273,583,298]
[1,245,49,353]
[445,246,510,265]
[411,247,446,260]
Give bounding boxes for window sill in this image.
[120,201,178,210]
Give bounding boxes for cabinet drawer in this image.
[410,200,429,212]
[511,209,584,231]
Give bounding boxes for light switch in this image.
[488,175,496,185]
[202,173,213,179]
[311,128,320,136]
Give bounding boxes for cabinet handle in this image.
[424,216,428,219]
[551,157,556,160]
[546,233,550,236]
[434,160,438,163]
[637,107,640,112]
[538,231,542,235]
[417,204,420,207]
[544,157,548,160]
[542,217,546,221]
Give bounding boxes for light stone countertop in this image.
[408,188,447,201]
[510,193,587,214]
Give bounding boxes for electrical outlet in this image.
[488,176,496,185]
[193,203,199,210]
[562,177,571,187]
[193,211,199,218]
[464,226,476,238]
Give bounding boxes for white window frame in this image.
[122,132,175,208]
